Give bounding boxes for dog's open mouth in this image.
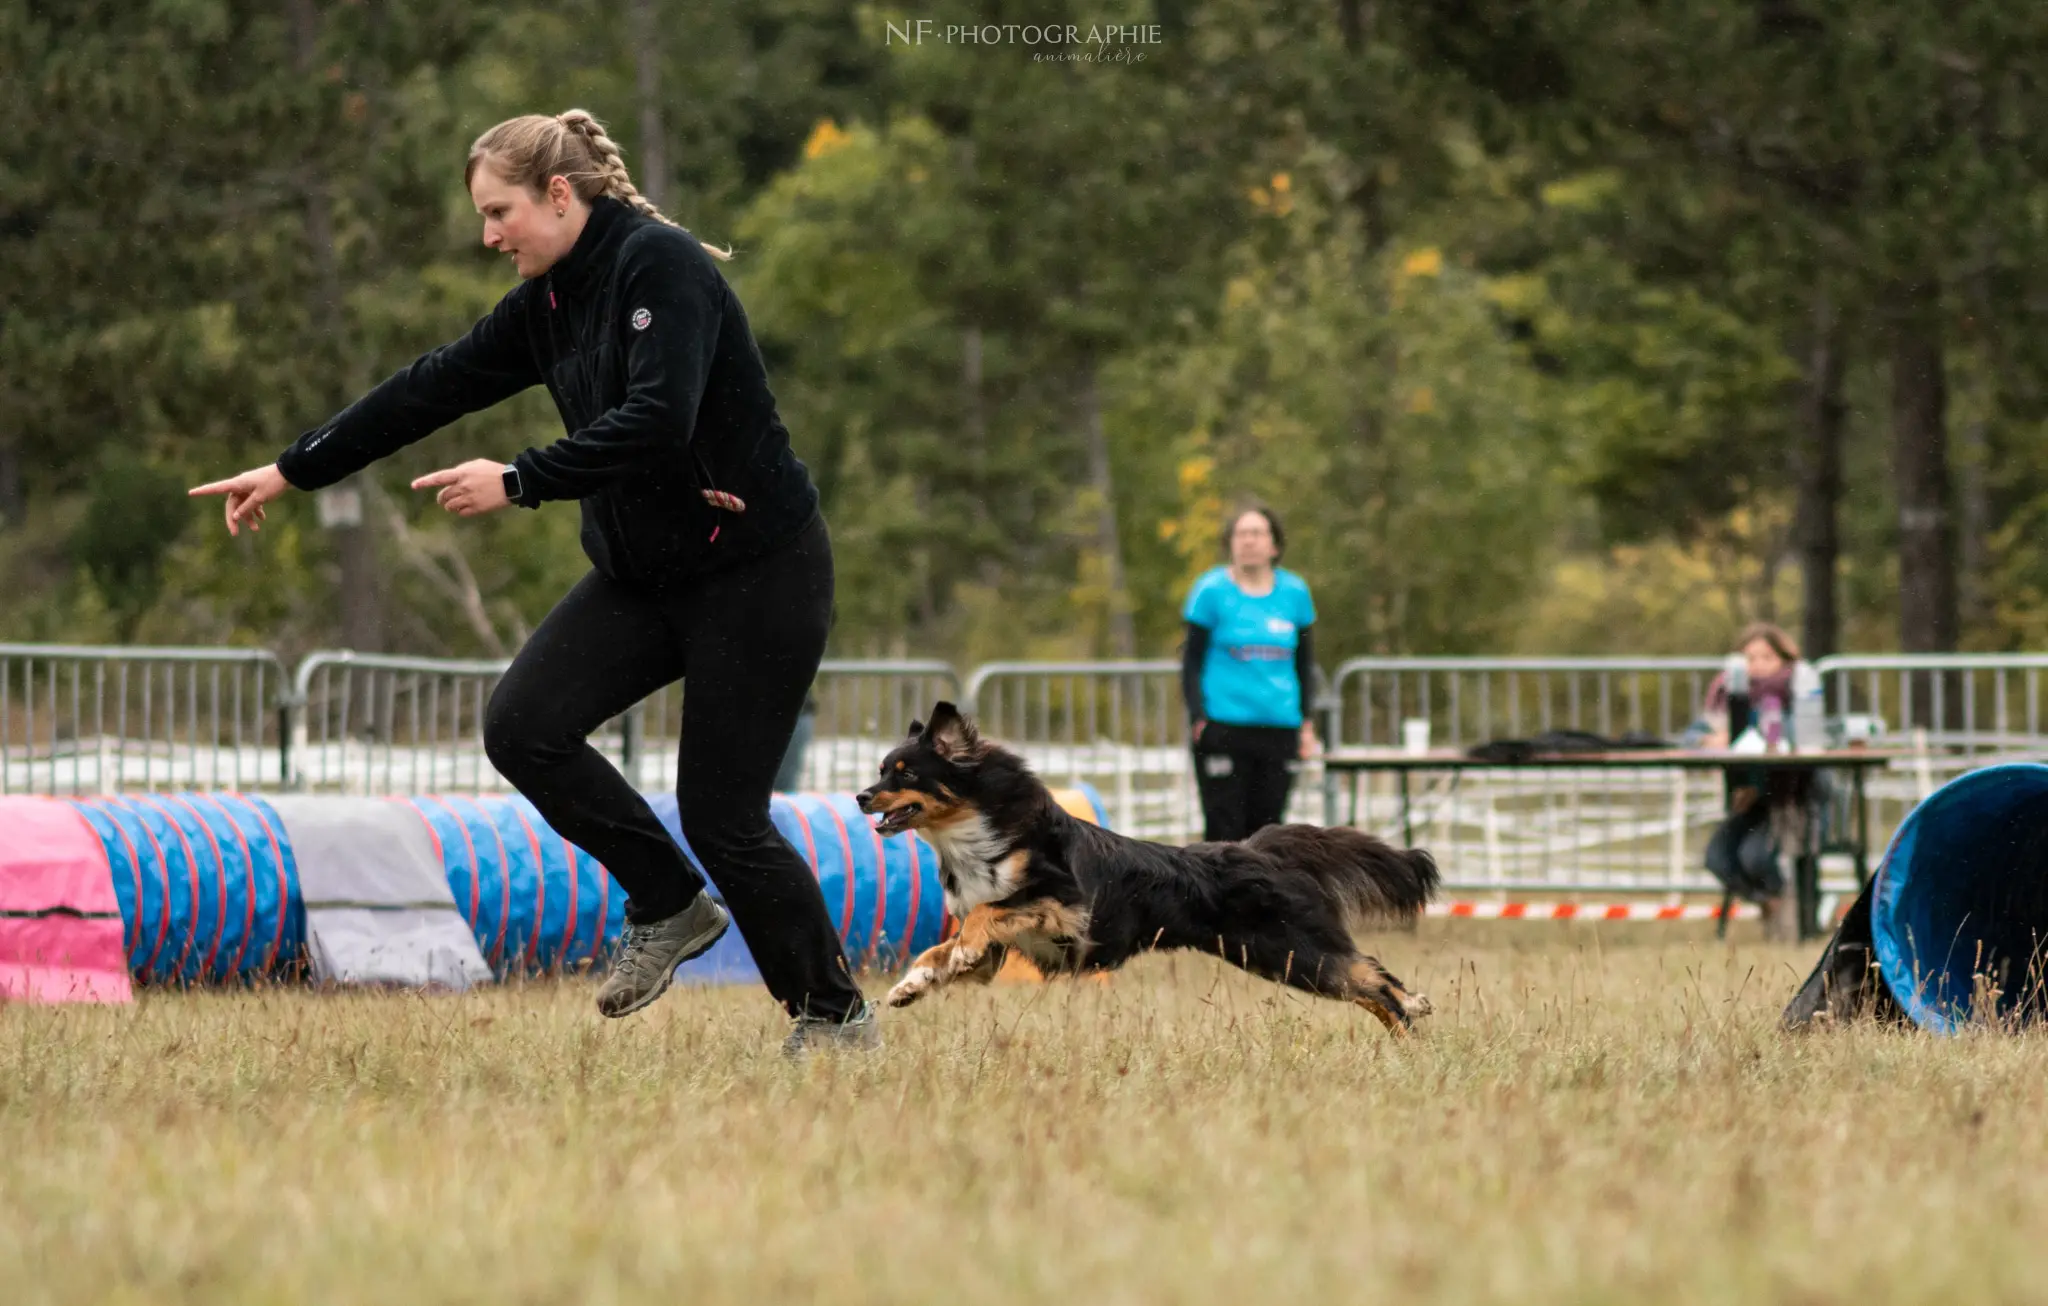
[873,802,923,835]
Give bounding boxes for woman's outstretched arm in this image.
[275,286,541,492]
[191,289,538,533]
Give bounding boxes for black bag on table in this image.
[1464,729,1671,764]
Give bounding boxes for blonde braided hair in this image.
[466,109,732,261]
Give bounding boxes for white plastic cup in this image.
[1401,718,1432,756]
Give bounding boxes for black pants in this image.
[1192,722,1298,842]
[482,513,863,1022]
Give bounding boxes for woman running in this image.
[190,110,875,1054]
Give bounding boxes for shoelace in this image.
[614,921,657,970]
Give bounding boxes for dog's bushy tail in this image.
[1243,823,1439,928]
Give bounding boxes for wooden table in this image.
[1319,748,1904,940]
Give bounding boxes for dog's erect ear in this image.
[905,718,925,741]
[921,701,979,759]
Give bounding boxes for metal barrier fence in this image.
[959,660,1337,840]
[788,661,962,793]
[1312,654,2048,895]
[1318,657,1725,894]
[1319,655,1929,896]
[1330,763,1736,896]
[9,641,2048,901]
[1821,654,2048,755]
[0,644,289,794]
[289,651,521,794]
[1328,656,1727,752]
[286,650,958,796]
[1322,653,2048,758]
[613,659,959,795]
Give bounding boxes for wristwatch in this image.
[501,463,524,506]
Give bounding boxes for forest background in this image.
[6,1,2045,669]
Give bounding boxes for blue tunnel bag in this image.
[1786,762,2048,1033]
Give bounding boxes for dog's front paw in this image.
[887,967,936,1007]
[1404,992,1434,1019]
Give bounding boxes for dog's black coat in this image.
[858,703,1439,1026]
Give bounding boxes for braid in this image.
[556,109,733,262]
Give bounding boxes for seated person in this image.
[1698,622,1800,749]
[1693,622,1821,941]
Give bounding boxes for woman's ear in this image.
[548,175,574,213]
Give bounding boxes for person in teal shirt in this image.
[1180,506,1320,841]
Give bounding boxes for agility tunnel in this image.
[1786,762,2048,1033]
[396,790,973,984]
[0,785,1109,1002]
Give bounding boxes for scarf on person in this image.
[1705,665,1797,742]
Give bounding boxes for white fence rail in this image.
[1,643,2037,899]
[0,644,289,794]
[1328,655,1726,752]
[289,650,515,794]
[963,661,1246,842]
[1821,654,2048,755]
[286,652,959,796]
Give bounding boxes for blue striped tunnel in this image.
[395,792,958,980]
[66,794,303,983]
[55,784,1107,985]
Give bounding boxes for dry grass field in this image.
[7,921,2047,1306]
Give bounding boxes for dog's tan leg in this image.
[886,905,1005,1006]
[1354,996,1407,1034]
[995,951,1048,986]
[886,937,967,1007]
[886,902,1087,1007]
[983,900,1089,943]
[959,944,1008,985]
[1350,958,1428,1038]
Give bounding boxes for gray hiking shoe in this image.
[596,892,731,1019]
[781,1000,883,1058]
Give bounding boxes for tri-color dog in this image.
[855,703,1439,1034]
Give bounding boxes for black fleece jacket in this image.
[276,197,818,585]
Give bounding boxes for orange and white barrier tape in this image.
[1428,900,1761,921]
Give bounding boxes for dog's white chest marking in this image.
[922,815,1021,913]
